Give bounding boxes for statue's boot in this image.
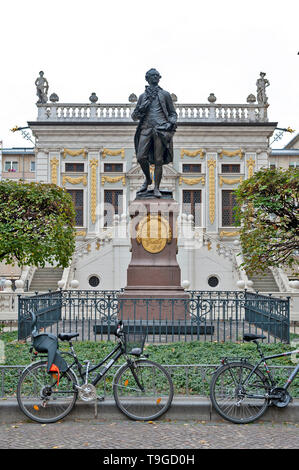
[138,179,152,193]
[153,187,162,198]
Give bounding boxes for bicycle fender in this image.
[112,362,129,388]
[21,360,46,374]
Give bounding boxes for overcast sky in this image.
[0,0,298,149]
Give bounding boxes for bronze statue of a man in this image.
[132,69,177,198]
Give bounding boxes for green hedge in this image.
[0,332,298,365]
[1,331,298,397]
[1,330,297,366]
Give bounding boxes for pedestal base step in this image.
[93,322,214,336]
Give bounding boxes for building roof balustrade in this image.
[36,102,269,123]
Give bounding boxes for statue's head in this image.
[260,72,266,77]
[145,68,161,85]
[39,71,44,76]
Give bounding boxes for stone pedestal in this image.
[119,197,189,320]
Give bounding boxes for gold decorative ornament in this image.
[246,157,255,178]
[102,148,125,159]
[75,230,87,237]
[180,149,205,159]
[207,159,216,224]
[62,175,87,186]
[89,159,98,224]
[50,157,59,184]
[63,148,87,159]
[179,176,205,185]
[96,242,101,250]
[219,149,243,159]
[219,176,243,186]
[101,175,126,186]
[220,231,240,238]
[136,215,172,254]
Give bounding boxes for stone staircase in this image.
[249,269,279,292]
[29,267,64,292]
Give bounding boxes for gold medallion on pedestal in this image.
[136,215,172,254]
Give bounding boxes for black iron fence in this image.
[17,289,290,343]
[245,291,290,343]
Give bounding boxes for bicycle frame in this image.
[253,349,299,391]
[61,341,124,387]
[234,347,299,399]
[56,337,145,392]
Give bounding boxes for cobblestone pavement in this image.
[0,419,298,449]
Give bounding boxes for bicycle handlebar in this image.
[115,320,124,338]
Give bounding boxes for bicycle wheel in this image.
[17,361,78,423]
[113,359,173,421]
[210,362,270,424]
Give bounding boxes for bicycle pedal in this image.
[97,395,105,402]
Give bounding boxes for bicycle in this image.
[17,313,174,423]
[209,333,299,424]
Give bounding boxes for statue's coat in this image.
[132,88,177,165]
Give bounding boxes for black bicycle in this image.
[17,313,173,423]
[210,333,299,424]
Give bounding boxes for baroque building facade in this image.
[27,89,279,292]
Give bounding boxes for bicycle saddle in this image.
[58,333,80,341]
[243,334,266,342]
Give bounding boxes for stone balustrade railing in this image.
[270,267,297,293]
[37,102,268,123]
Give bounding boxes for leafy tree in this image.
[235,167,299,275]
[0,180,76,268]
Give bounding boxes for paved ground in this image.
[0,419,298,449]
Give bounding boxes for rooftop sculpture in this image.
[256,72,270,105]
[35,71,49,104]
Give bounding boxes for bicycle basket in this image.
[123,331,146,355]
